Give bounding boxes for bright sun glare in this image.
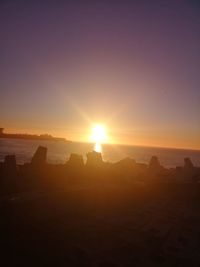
[91,124,107,144]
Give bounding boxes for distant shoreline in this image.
[0,133,67,142]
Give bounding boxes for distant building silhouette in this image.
[0,127,66,141]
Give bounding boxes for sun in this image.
[91,124,107,143]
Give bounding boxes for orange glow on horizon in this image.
[2,126,200,151]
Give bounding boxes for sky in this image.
[0,0,200,149]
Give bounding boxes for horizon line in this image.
[2,127,200,152]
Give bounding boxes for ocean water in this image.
[0,138,200,168]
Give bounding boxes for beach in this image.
[0,146,200,266]
[1,183,200,266]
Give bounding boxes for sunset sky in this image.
[0,0,200,149]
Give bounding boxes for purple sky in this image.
[0,0,200,149]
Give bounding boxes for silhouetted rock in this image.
[116,157,136,168]
[0,127,4,135]
[184,158,194,169]
[176,166,183,172]
[1,147,200,195]
[136,162,148,170]
[183,158,197,182]
[4,155,17,173]
[64,153,85,184]
[31,146,47,166]
[149,156,162,170]
[2,155,18,191]
[67,153,84,168]
[86,151,103,167]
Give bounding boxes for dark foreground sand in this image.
[1,183,200,267]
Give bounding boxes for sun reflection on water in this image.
[94,142,102,153]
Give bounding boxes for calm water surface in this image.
[0,138,200,168]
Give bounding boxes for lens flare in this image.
[91,124,107,153]
[91,124,107,143]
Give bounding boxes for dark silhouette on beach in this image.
[0,146,200,266]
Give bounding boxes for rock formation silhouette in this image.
[31,146,47,166]
[2,155,18,192]
[0,146,200,195]
[184,157,194,169]
[67,153,84,168]
[86,151,103,167]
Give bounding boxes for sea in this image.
[0,138,200,168]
